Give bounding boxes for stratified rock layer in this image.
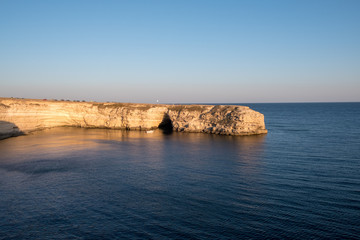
[0,98,267,139]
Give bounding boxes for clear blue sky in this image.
[1,0,359,103]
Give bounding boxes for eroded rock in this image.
[0,98,267,138]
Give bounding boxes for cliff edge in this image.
[0,98,267,139]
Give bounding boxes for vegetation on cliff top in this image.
[168,105,208,112]
[93,103,156,111]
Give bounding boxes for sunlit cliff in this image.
[0,98,267,139]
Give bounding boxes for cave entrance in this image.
[158,113,173,134]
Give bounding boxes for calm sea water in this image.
[0,103,359,239]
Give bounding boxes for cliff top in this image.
[0,97,249,110]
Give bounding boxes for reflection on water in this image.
[0,127,266,175]
[0,127,267,239]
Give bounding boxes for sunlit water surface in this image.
[0,103,359,239]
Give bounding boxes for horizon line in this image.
[1,97,359,105]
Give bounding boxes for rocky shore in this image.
[0,98,267,140]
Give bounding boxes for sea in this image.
[0,102,359,239]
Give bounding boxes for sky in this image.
[0,0,359,103]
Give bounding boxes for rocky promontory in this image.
[0,98,267,140]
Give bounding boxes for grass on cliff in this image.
[93,103,156,111]
[168,105,207,112]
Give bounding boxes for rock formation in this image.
[0,98,267,140]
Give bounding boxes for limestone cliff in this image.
[0,98,267,139]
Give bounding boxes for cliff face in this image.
[0,98,267,139]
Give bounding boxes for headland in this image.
[0,98,267,140]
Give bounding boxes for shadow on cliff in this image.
[158,113,173,135]
[0,121,24,140]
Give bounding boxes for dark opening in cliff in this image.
[158,113,173,134]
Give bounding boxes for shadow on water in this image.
[0,158,79,176]
[0,121,24,140]
[158,113,173,135]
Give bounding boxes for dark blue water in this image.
[0,103,359,239]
